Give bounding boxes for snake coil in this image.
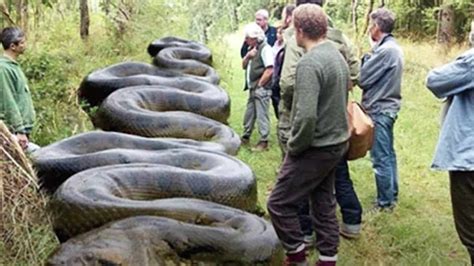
[33,37,282,265]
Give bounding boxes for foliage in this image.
[324,0,472,42]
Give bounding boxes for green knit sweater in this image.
[0,55,35,134]
[287,40,350,156]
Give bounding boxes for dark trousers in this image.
[297,159,362,236]
[335,160,362,225]
[449,171,474,264]
[267,143,347,256]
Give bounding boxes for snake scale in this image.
[32,37,282,265]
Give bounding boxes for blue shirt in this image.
[426,48,474,171]
[359,34,403,115]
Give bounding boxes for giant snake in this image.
[32,37,282,265]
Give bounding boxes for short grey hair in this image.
[244,23,265,42]
[370,8,396,33]
[255,9,269,19]
[1,27,25,50]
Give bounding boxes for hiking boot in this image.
[339,223,361,239]
[363,203,395,220]
[251,141,268,152]
[240,136,250,146]
[303,234,315,249]
[283,249,308,266]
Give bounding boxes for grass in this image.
[210,32,471,265]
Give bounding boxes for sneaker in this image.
[240,136,250,146]
[339,223,361,239]
[284,249,308,266]
[303,234,315,249]
[251,141,268,152]
[315,260,336,266]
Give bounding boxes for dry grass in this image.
[0,120,56,265]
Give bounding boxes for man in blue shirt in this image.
[426,47,474,265]
[359,8,403,212]
[240,9,277,58]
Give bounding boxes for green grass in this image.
[210,33,471,265]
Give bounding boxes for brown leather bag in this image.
[346,101,374,160]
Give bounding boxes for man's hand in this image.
[246,47,258,59]
[15,133,28,149]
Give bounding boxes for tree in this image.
[436,4,455,44]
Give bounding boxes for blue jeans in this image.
[370,113,399,207]
[298,159,362,234]
[335,160,362,225]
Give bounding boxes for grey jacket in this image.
[426,48,474,171]
[359,34,403,115]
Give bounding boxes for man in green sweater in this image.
[277,0,363,246]
[267,4,349,266]
[0,27,37,151]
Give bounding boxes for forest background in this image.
[1,0,473,265]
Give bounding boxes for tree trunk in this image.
[351,0,359,35]
[21,0,27,31]
[15,0,23,27]
[80,0,90,40]
[436,4,455,45]
[470,19,474,47]
[0,3,14,26]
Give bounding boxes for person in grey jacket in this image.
[359,7,403,212]
[426,48,474,265]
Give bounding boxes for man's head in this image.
[296,0,324,7]
[293,4,328,47]
[368,8,395,42]
[255,9,270,31]
[244,23,265,47]
[281,4,296,29]
[1,27,26,54]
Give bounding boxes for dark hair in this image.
[370,8,396,33]
[293,4,328,40]
[1,27,25,50]
[284,4,296,18]
[296,0,324,7]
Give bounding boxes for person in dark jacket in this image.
[240,9,277,58]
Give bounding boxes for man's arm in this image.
[359,48,391,90]
[342,34,360,86]
[258,67,273,87]
[426,49,474,98]
[258,45,274,87]
[287,64,320,156]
